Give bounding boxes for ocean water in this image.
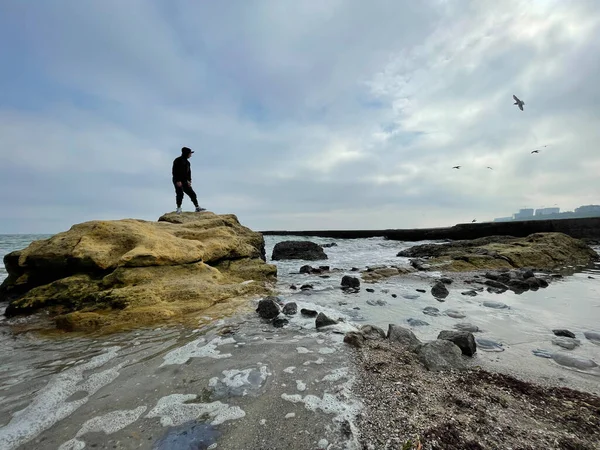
[0,233,599,450]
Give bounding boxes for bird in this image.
[486,166,493,170]
[472,219,477,223]
[452,165,461,169]
[531,150,540,154]
[513,94,525,111]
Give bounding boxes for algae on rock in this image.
[0,212,276,333]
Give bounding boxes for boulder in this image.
[343,331,365,348]
[282,302,298,316]
[454,323,480,333]
[439,277,453,285]
[256,297,281,319]
[315,312,338,328]
[407,318,429,327]
[272,317,289,328]
[300,284,313,291]
[271,241,328,261]
[522,269,535,279]
[551,336,581,350]
[418,340,464,371]
[484,279,508,291]
[437,330,477,356]
[341,276,360,289]
[444,309,466,319]
[1,212,277,332]
[365,288,375,293]
[507,279,530,294]
[584,331,600,345]
[387,324,422,351]
[552,329,576,339]
[431,282,449,300]
[360,324,386,340]
[300,308,318,318]
[299,265,313,274]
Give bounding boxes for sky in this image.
[0,0,599,234]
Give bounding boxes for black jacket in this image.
[172,156,191,183]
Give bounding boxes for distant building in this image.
[492,203,600,222]
[575,205,600,215]
[535,207,560,216]
[493,216,513,222]
[513,208,534,220]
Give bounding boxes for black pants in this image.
[174,181,199,208]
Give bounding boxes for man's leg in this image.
[174,183,184,209]
[182,183,200,208]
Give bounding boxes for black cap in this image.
[182,146,194,155]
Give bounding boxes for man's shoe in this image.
[176,207,182,214]
[195,206,206,212]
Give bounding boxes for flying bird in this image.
[452,165,461,169]
[486,166,493,170]
[513,94,525,111]
[472,219,477,223]
[531,150,540,154]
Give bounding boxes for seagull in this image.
[531,150,540,154]
[513,94,525,111]
[472,219,477,223]
[452,165,461,169]
[486,166,493,170]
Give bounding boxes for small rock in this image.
[444,309,466,319]
[522,269,535,279]
[461,290,478,297]
[483,300,509,309]
[423,307,440,317]
[300,308,318,318]
[343,332,365,348]
[550,274,563,278]
[431,282,449,300]
[475,338,504,352]
[272,240,328,261]
[507,279,530,294]
[321,243,337,248]
[552,352,598,370]
[319,265,330,271]
[484,280,508,291]
[300,284,313,291]
[387,324,422,351]
[290,285,297,290]
[366,299,387,306]
[272,318,289,328]
[380,288,389,294]
[391,294,397,298]
[282,302,298,315]
[407,318,429,327]
[537,278,549,288]
[589,276,596,279]
[484,272,499,281]
[487,287,506,295]
[360,324,386,340]
[299,265,313,274]
[525,277,541,290]
[418,340,464,371]
[584,331,600,345]
[416,289,426,293]
[532,349,553,359]
[552,329,576,339]
[551,336,581,350]
[437,330,477,357]
[402,294,420,300]
[440,277,453,285]
[351,267,359,272]
[366,288,375,293]
[341,275,360,289]
[315,312,338,328]
[256,297,281,319]
[454,323,479,333]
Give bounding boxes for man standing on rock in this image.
[172,147,206,213]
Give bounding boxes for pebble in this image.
[444,309,466,319]
[423,307,440,317]
[475,338,504,352]
[407,318,429,327]
[483,300,509,309]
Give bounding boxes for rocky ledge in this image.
[0,212,277,333]
[397,232,599,272]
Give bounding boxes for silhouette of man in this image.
[172,147,206,213]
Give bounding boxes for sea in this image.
[0,233,599,450]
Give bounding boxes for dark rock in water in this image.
[487,287,506,295]
[552,336,580,350]
[475,338,504,352]
[553,329,576,339]
[316,312,338,328]
[522,269,535,279]
[507,279,530,294]
[300,284,313,291]
[319,275,330,279]
[461,290,478,297]
[552,352,598,370]
[484,279,508,291]
[387,324,422,351]
[282,302,298,315]
[402,294,420,300]
[319,265,330,271]
[423,307,440,316]
[444,309,466,319]
[256,297,281,319]
[437,330,477,357]
[360,324,386,340]
[407,318,429,327]
[366,299,387,306]
[483,300,509,309]
[154,422,220,450]
[366,288,375,293]
[440,277,453,285]
[299,264,313,274]
[484,272,500,281]
[344,331,365,348]
[272,240,328,261]
[418,340,464,371]
[525,277,541,290]
[272,317,289,328]
[537,277,549,288]
[532,349,553,359]
[321,243,337,248]
[290,284,297,290]
[408,258,428,271]
[550,273,563,278]
[351,267,360,272]
[300,308,318,318]
[341,275,360,289]
[416,289,426,293]
[497,273,511,284]
[431,282,449,300]
[589,276,596,279]
[391,294,397,298]
[584,331,600,345]
[380,288,389,293]
[454,323,479,333]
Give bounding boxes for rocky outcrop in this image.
[437,330,477,356]
[387,325,422,351]
[418,340,464,371]
[397,233,598,272]
[1,212,277,332]
[271,241,327,261]
[341,275,360,289]
[361,265,414,283]
[257,297,281,319]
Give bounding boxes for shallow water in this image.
[0,234,599,449]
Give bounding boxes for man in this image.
[172,146,206,213]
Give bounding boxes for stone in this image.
[439,277,453,285]
[416,289,426,293]
[475,338,504,352]
[487,287,506,294]
[454,323,479,333]
[532,349,553,359]
[272,317,289,328]
[552,352,598,370]
[444,309,466,319]
[282,302,298,316]
[319,266,330,271]
[552,329,576,339]
[351,267,360,272]
[290,285,297,290]
[507,280,530,294]
[418,340,464,371]
[341,276,360,289]
[300,284,313,291]
[391,294,397,298]
[522,269,535,279]
[461,290,478,297]
[407,318,429,327]
[271,241,328,261]
[584,331,600,345]
[551,336,581,350]
[402,294,420,300]
[537,278,549,288]
[299,265,313,274]
[315,312,338,328]
[484,272,499,281]
[437,330,477,357]
[387,324,422,351]
[343,331,365,348]
[431,282,449,300]
[300,308,318,318]
[256,297,281,320]
[360,324,386,340]
[366,288,375,293]
[423,307,440,316]
[1,212,277,332]
[483,300,509,309]
[525,277,541,290]
[484,279,508,290]
[321,243,337,248]
[366,299,387,306]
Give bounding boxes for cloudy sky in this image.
[1,0,599,234]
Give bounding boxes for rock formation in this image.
[0,211,277,332]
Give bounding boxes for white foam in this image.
[58,438,85,450]
[296,347,312,354]
[160,337,233,366]
[212,366,270,395]
[321,368,349,382]
[303,358,325,366]
[260,419,267,425]
[318,439,329,449]
[296,380,307,392]
[76,406,147,437]
[146,394,245,427]
[0,347,122,450]
[283,366,296,374]
[318,347,335,354]
[285,413,295,419]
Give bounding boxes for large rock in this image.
[431,282,449,300]
[271,241,327,261]
[1,212,277,332]
[437,330,477,356]
[256,297,281,319]
[341,275,360,289]
[397,233,598,272]
[418,340,464,371]
[387,324,422,351]
[360,324,386,340]
[315,312,338,328]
